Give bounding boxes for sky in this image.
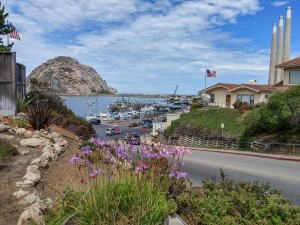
[2,0,300,95]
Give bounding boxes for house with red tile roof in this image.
[198,56,299,108]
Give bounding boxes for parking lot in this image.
[92,121,152,141]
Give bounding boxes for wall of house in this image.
[208,87,229,108]
[283,66,300,85]
[229,89,262,108]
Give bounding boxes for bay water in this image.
[62,95,165,118]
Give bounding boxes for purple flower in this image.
[90,169,105,178]
[169,171,187,179]
[81,146,93,155]
[116,146,131,160]
[70,155,80,164]
[135,161,148,171]
[89,137,102,147]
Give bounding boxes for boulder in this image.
[20,137,50,148]
[18,192,41,206]
[0,123,10,132]
[16,180,35,188]
[24,130,33,138]
[16,128,27,136]
[12,189,30,198]
[23,165,41,184]
[17,202,45,225]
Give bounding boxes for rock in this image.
[18,192,41,206]
[26,56,118,95]
[30,157,42,165]
[12,189,30,198]
[0,123,10,132]
[16,128,27,135]
[17,202,45,225]
[32,130,40,138]
[16,180,35,188]
[42,144,54,153]
[39,129,49,138]
[24,130,33,138]
[38,198,53,211]
[20,137,50,148]
[53,143,63,154]
[41,150,57,161]
[23,165,41,185]
[18,147,30,156]
[0,133,15,139]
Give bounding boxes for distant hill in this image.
[26,56,117,95]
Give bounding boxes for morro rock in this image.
[26,56,117,95]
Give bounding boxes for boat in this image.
[97,111,113,121]
[85,100,97,121]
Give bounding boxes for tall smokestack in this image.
[282,7,291,63]
[274,16,284,84]
[268,23,277,85]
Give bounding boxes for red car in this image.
[128,122,139,127]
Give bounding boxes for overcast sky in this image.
[2,0,300,94]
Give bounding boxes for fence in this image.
[158,135,300,156]
[0,52,26,116]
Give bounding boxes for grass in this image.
[0,138,18,160]
[168,108,246,138]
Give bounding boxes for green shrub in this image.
[0,138,18,160]
[176,171,300,225]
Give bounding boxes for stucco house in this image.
[198,56,300,108]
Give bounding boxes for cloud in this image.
[271,1,290,7]
[2,0,269,94]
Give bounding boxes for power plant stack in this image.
[274,16,284,84]
[283,7,292,63]
[268,24,277,85]
[268,7,292,85]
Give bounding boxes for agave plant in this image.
[16,93,34,113]
[22,100,58,130]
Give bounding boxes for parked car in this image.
[125,132,141,145]
[89,118,101,125]
[160,117,167,122]
[106,127,122,135]
[139,119,153,125]
[129,122,139,127]
[143,122,153,129]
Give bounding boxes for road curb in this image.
[189,148,300,162]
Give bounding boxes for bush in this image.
[0,138,18,160]
[233,101,249,112]
[176,171,300,225]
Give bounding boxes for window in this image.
[237,94,255,105]
[265,95,269,98]
[209,93,215,103]
[289,70,300,84]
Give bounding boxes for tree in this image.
[0,1,14,51]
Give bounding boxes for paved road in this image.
[184,150,300,205]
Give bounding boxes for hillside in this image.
[26,56,117,95]
[166,108,245,140]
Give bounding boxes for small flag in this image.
[207,69,216,78]
[9,24,21,41]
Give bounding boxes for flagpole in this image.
[204,68,206,94]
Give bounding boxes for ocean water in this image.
[62,95,165,118]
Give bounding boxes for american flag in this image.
[9,24,21,41]
[207,69,216,78]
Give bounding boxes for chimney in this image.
[282,7,291,63]
[268,23,277,85]
[248,80,257,84]
[274,16,284,84]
